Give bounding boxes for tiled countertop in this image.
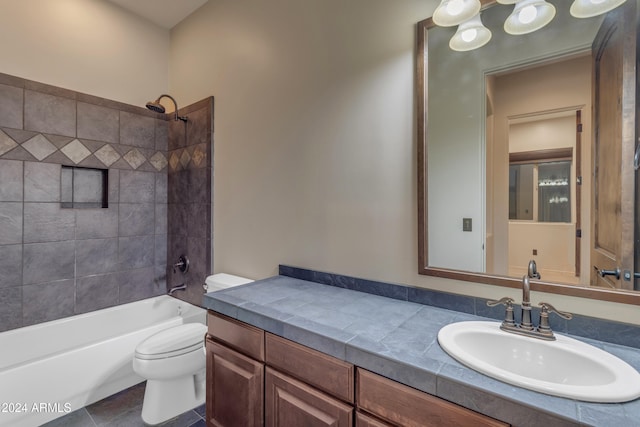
[202,275,640,427]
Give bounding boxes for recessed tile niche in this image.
[61,166,108,209]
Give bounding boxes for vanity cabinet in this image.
[206,312,510,427]
[206,312,353,427]
[206,313,265,427]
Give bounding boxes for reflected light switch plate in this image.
[463,218,472,232]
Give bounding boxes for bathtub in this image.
[0,295,206,427]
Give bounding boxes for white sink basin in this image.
[438,321,640,402]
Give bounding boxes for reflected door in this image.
[591,1,636,289]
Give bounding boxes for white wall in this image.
[169,0,640,325]
[509,222,576,276]
[0,0,169,106]
[170,0,430,282]
[509,116,577,154]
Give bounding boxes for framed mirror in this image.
[417,0,640,304]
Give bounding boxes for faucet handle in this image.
[487,297,516,327]
[172,255,190,274]
[539,302,572,320]
[486,296,514,307]
[536,302,572,339]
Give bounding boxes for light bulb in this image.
[461,28,478,42]
[504,0,556,35]
[447,0,465,16]
[449,14,491,51]
[518,5,538,24]
[433,0,481,27]
[570,0,627,18]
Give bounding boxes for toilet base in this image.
[141,370,205,425]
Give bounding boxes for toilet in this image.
[133,273,253,425]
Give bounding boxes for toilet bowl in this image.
[133,273,253,425]
[133,322,207,425]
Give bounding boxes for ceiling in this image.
[106,0,209,29]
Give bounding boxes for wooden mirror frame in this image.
[416,1,640,305]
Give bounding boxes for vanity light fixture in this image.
[433,0,482,26]
[449,14,492,51]
[433,0,627,51]
[503,0,556,35]
[570,0,627,18]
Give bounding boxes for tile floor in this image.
[42,382,205,427]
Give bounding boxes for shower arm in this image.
[153,94,188,122]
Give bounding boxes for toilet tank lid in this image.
[205,273,253,291]
[136,323,207,357]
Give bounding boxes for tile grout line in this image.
[84,407,99,427]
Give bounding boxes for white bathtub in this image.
[0,295,206,427]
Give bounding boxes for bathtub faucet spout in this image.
[168,284,187,296]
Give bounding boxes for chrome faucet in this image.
[168,284,187,296]
[527,259,541,279]
[520,260,540,331]
[487,260,572,341]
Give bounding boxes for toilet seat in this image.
[135,323,207,360]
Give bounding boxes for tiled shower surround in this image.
[167,98,213,307]
[0,72,213,332]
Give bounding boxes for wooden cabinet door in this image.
[206,338,264,427]
[265,367,353,427]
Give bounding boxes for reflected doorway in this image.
[485,55,591,286]
[506,113,581,285]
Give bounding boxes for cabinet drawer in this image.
[266,333,354,403]
[357,369,508,427]
[356,411,393,427]
[265,367,353,427]
[208,312,265,362]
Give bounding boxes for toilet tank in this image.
[205,273,253,292]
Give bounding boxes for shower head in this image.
[145,94,187,122]
[145,100,166,114]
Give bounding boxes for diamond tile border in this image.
[168,147,209,172]
[179,150,191,169]
[22,134,57,161]
[192,144,207,167]
[0,128,168,172]
[123,148,146,169]
[169,152,180,171]
[149,152,168,171]
[61,139,91,164]
[94,144,121,167]
[0,129,18,156]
